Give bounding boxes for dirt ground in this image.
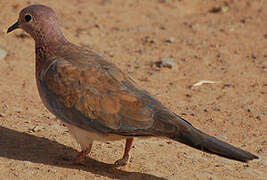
[0,0,266,179]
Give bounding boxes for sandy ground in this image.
[0,0,266,179]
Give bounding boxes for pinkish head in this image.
[7,4,65,43]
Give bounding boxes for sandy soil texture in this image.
[0,0,266,179]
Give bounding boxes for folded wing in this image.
[42,57,162,135]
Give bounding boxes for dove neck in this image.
[34,28,67,49]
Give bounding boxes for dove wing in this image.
[40,56,164,136]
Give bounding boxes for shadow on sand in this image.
[0,126,166,180]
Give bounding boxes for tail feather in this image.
[172,127,258,162]
[166,116,258,162]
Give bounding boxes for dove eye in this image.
[25,14,32,22]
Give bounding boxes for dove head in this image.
[7,4,66,46]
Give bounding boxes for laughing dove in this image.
[7,4,258,167]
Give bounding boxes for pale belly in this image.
[36,79,127,149]
[65,123,127,149]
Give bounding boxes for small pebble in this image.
[251,54,257,60]
[154,58,176,69]
[29,125,44,132]
[214,106,220,111]
[94,24,102,29]
[186,94,192,98]
[209,6,222,13]
[209,6,228,13]
[0,48,7,60]
[0,113,6,117]
[166,37,175,43]
[223,84,233,88]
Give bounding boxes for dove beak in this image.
[7,21,20,33]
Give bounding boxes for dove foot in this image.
[114,155,129,167]
[113,138,133,167]
[74,147,92,165]
[59,146,92,166]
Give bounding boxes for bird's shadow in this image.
[0,126,165,180]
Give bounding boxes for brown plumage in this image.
[7,4,258,167]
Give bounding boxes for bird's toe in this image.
[113,155,129,167]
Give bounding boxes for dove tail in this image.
[168,117,258,162]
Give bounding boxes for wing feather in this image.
[43,58,155,133]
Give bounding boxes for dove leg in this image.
[64,123,94,165]
[114,138,134,167]
[74,144,92,165]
